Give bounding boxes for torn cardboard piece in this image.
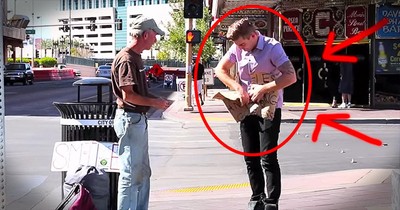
[212,90,278,122]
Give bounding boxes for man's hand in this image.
[234,85,249,106]
[248,84,266,103]
[153,97,171,110]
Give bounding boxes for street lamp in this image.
[52,40,59,58]
[36,16,42,58]
[59,36,66,62]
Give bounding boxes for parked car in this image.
[4,63,34,85]
[95,65,111,78]
[57,64,81,77]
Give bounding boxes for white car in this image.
[95,65,111,78]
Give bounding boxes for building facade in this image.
[7,0,173,60]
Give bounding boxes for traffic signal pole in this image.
[0,1,6,207]
[184,18,193,111]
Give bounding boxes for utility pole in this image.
[184,18,194,111]
[0,0,7,208]
[183,0,203,111]
[68,0,72,56]
[31,0,35,67]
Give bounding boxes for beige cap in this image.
[130,15,165,36]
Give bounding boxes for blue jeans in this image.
[114,109,151,210]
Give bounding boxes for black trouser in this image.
[240,109,282,204]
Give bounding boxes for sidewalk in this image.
[163,88,400,124]
[150,169,396,210]
[160,88,399,210]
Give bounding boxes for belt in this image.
[117,107,147,115]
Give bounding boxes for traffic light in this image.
[186,30,201,44]
[35,50,39,58]
[62,20,70,32]
[90,20,97,31]
[116,19,122,30]
[184,0,203,19]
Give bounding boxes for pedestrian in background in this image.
[111,15,170,210]
[326,62,341,108]
[215,18,296,210]
[338,62,354,108]
[192,60,205,105]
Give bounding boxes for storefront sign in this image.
[282,9,302,41]
[345,6,367,38]
[376,5,400,38]
[204,68,214,85]
[375,39,400,74]
[302,8,345,40]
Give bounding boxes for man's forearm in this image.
[216,70,241,91]
[124,93,158,107]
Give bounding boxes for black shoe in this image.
[263,198,278,210]
[248,200,265,210]
[264,203,278,210]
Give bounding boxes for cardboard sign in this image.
[51,141,119,172]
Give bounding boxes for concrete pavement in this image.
[160,88,400,210]
[4,87,399,210]
[162,88,400,124]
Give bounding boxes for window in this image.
[82,0,85,9]
[100,33,113,37]
[87,34,99,38]
[145,0,151,5]
[109,0,114,7]
[99,16,111,20]
[101,51,113,53]
[72,26,84,30]
[102,0,106,7]
[154,0,160,4]
[74,0,78,9]
[61,0,66,10]
[72,18,83,21]
[72,35,84,38]
[138,0,144,5]
[95,0,99,8]
[100,42,113,46]
[118,0,125,6]
[88,0,92,8]
[100,25,112,29]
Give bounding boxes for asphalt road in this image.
[4,78,175,117]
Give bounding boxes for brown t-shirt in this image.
[111,47,150,113]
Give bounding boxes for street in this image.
[4,80,400,209]
[4,79,174,117]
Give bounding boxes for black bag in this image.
[63,165,110,210]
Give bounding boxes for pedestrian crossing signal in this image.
[186,30,201,44]
[184,0,203,18]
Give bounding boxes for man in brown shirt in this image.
[111,15,170,210]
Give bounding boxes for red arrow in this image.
[322,18,389,63]
[312,113,382,146]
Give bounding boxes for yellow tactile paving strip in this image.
[167,182,250,193]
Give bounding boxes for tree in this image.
[158,0,216,65]
[41,39,53,57]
